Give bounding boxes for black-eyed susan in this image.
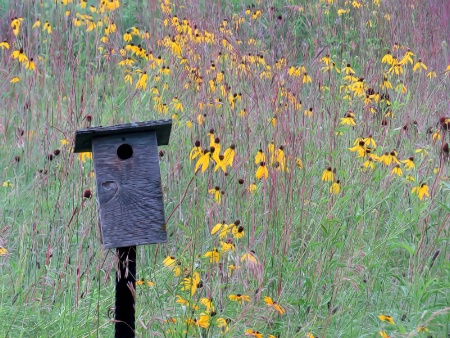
[43,21,52,34]
[381,50,394,64]
[220,239,235,252]
[378,314,395,324]
[135,71,148,90]
[412,183,429,200]
[390,165,402,176]
[321,167,334,182]
[340,111,356,126]
[248,183,257,193]
[204,248,220,263]
[256,162,268,179]
[176,295,199,310]
[401,157,415,170]
[182,271,201,295]
[231,220,244,239]
[363,157,375,170]
[195,149,212,173]
[416,326,428,333]
[11,48,28,63]
[25,58,36,71]
[379,331,390,338]
[245,329,263,338]
[264,296,286,315]
[208,186,221,204]
[211,221,229,239]
[223,144,236,167]
[413,59,427,72]
[330,180,341,194]
[200,298,215,313]
[229,294,250,302]
[241,251,257,264]
[0,40,10,49]
[163,256,182,276]
[255,149,266,164]
[216,317,229,333]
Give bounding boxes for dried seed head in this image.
[47,153,54,161]
[83,189,92,199]
[159,150,165,157]
[54,149,60,156]
[442,143,449,154]
[238,179,244,184]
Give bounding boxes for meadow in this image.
[0,0,449,337]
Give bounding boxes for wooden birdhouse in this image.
[73,119,172,249]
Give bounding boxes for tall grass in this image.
[0,0,449,337]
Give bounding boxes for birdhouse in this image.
[73,119,172,249]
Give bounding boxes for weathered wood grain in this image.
[74,119,172,153]
[92,131,166,248]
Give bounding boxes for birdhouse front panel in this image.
[91,131,166,248]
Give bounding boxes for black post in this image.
[115,246,136,338]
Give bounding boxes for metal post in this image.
[115,246,136,338]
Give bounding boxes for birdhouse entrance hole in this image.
[117,143,133,160]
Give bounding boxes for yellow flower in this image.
[182,271,201,295]
[229,294,250,302]
[32,19,41,28]
[216,317,229,333]
[200,297,215,313]
[390,165,402,176]
[255,149,266,164]
[264,296,286,315]
[417,326,428,333]
[194,149,212,173]
[135,72,148,90]
[379,331,390,338]
[78,152,92,162]
[10,77,20,83]
[43,21,52,34]
[302,72,312,84]
[321,167,334,182]
[378,314,395,324]
[208,186,222,204]
[330,180,341,194]
[401,157,415,170]
[0,40,10,49]
[163,256,181,276]
[211,221,230,239]
[231,222,244,239]
[0,247,8,255]
[412,183,429,200]
[223,144,236,167]
[2,181,13,188]
[255,162,268,179]
[241,251,258,264]
[248,183,257,193]
[25,58,36,71]
[413,59,427,72]
[204,248,220,263]
[296,158,303,169]
[427,70,437,79]
[381,51,394,64]
[340,112,356,126]
[363,157,375,170]
[342,63,355,75]
[245,329,263,338]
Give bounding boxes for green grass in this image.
[0,0,450,337]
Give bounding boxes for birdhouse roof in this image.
[73,119,172,153]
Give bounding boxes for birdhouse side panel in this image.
[91,132,166,248]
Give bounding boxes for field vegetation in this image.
[0,0,449,336]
